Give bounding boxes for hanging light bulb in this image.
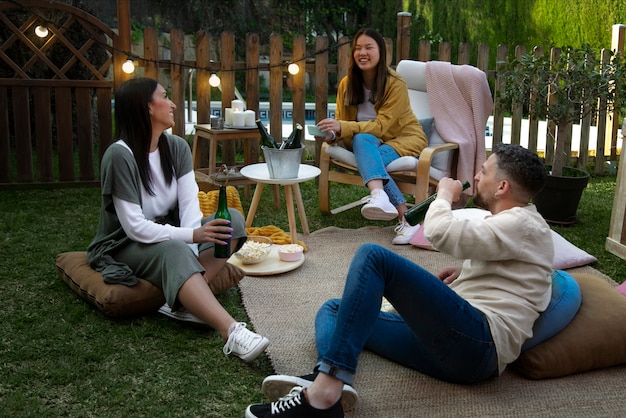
[288,63,300,75]
[122,58,135,74]
[35,25,49,38]
[209,73,221,87]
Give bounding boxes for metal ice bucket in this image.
[262,146,304,179]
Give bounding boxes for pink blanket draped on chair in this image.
[425,61,493,194]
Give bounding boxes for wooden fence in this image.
[0,3,624,188]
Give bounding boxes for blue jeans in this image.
[352,134,406,206]
[314,243,498,385]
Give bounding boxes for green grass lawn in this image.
[0,175,624,416]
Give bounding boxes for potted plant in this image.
[498,44,626,224]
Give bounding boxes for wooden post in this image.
[337,35,351,81]
[527,47,544,155]
[246,33,261,164]
[291,35,306,131]
[438,42,451,62]
[458,42,471,65]
[510,45,526,145]
[605,24,626,261]
[143,27,159,80]
[605,24,625,162]
[196,31,211,124]
[115,0,131,89]
[607,120,626,260]
[170,29,185,138]
[220,32,236,166]
[396,12,411,64]
[595,50,610,175]
[417,40,431,62]
[220,31,236,114]
[245,33,260,116]
[492,45,507,148]
[314,36,329,167]
[269,33,283,141]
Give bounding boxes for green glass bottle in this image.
[256,119,278,148]
[213,185,232,259]
[404,181,471,226]
[285,123,303,149]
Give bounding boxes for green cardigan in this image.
[87,134,192,286]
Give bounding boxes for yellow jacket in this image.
[334,68,427,157]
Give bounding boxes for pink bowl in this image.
[278,244,304,262]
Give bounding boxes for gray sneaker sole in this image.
[158,305,206,324]
[261,374,358,411]
[392,236,413,245]
[361,205,398,221]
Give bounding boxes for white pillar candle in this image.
[231,99,244,113]
[224,108,233,126]
[244,110,256,127]
[232,110,245,127]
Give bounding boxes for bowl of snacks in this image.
[234,236,273,264]
[277,244,304,262]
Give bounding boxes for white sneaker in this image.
[392,219,421,245]
[361,189,398,221]
[223,322,269,362]
[158,303,205,324]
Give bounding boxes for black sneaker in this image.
[245,386,344,418]
[261,373,358,411]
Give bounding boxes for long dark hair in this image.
[113,77,175,195]
[345,28,389,107]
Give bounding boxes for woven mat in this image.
[239,227,626,417]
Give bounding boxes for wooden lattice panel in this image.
[0,2,115,81]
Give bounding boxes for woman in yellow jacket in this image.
[315,28,427,244]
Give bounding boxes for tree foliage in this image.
[419,0,625,54]
[497,44,626,175]
[79,0,624,59]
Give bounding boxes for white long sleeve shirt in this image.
[112,140,203,254]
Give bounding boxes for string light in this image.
[34,25,48,38]
[13,2,352,76]
[209,73,221,87]
[287,63,300,75]
[122,58,135,74]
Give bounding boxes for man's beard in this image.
[473,189,490,211]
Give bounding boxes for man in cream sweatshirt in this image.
[246,143,552,418]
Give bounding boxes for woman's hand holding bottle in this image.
[193,218,233,244]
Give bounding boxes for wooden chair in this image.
[319,59,464,214]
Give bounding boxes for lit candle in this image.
[232,110,245,127]
[224,108,233,126]
[244,110,256,127]
[231,99,244,113]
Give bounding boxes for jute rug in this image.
[239,227,626,417]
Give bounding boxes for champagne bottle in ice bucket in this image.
[285,123,303,149]
[404,181,471,226]
[256,119,278,148]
